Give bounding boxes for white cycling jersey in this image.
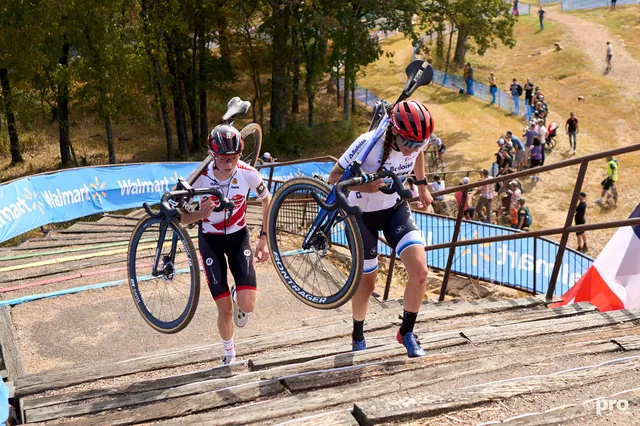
[192,160,269,234]
[338,130,426,212]
[428,137,443,150]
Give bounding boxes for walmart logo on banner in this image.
[0,162,198,243]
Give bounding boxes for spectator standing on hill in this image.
[507,181,522,211]
[537,120,548,166]
[506,131,525,171]
[529,137,543,182]
[596,156,619,204]
[513,0,519,16]
[523,122,538,161]
[488,72,498,104]
[575,192,588,253]
[498,149,513,176]
[610,0,617,11]
[430,175,446,201]
[524,79,534,121]
[475,169,495,223]
[517,198,532,230]
[538,7,546,30]
[565,112,579,154]
[606,41,613,72]
[510,78,523,114]
[464,63,475,95]
[455,177,475,219]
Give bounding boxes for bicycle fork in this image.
[151,218,179,278]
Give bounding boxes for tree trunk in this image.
[444,24,455,76]
[436,25,444,60]
[291,55,300,114]
[351,84,356,113]
[198,4,208,151]
[165,40,189,156]
[0,68,23,165]
[343,43,351,121]
[58,40,73,166]
[336,69,340,107]
[186,29,199,152]
[216,1,232,66]
[305,69,315,127]
[453,26,468,68]
[269,1,290,141]
[141,0,174,160]
[105,114,116,164]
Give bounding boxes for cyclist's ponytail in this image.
[378,123,394,172]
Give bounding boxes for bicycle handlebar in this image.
[313,166,414,216]
[143,181,234,221]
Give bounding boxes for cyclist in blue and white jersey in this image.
[328,99,435,358]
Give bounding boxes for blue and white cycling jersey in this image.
[338,130,426,212]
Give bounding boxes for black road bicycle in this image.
[127,97,260,333]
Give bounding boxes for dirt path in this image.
[547,6,640,98]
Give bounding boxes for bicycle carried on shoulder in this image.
[127,97,261,333]
[265,60,434,309]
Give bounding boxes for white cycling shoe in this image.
[231,286,248,328]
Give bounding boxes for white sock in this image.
[222,337,236,358]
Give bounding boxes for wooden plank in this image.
[274,410,358,426]
[414,298,545,324]
[460,309,640,345]
[492,388,640,425]
[72,221,136,228]
[352,355,640,425]
[0,306,26,380]
[611,335,640,351]
[23,336,466,422]
[9,298,565,396]
[20,361,250,411]
[16,353,249,396]
[155,340,621,426]
[61,379,285,426]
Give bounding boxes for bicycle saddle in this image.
[222,97,251,123]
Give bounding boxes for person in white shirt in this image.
[430,174,446,201]
[606,41,613,72]
[537,119,548,166]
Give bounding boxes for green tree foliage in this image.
[0,0,516,167]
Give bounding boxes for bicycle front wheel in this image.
[127,215,200,333]
[240,123,262,167]
[266,177,364,309]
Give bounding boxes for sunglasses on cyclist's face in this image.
[395,134,426,150]
[215,154,240,164]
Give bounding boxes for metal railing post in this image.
[267,166,275,193]
[546,160,588,300]
[533,236,537,294]
[438,189,468,301]
[383,249,396,301]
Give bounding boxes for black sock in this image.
[399,310,418,336]
[352,318,365,341]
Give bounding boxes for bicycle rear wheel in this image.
[240,123,262,167]
[127,215,200,333]
[266,177,364,309]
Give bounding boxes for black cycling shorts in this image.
[602,177,615,190]
[438,144,447,154]
[355,201,425,274]
[198,227,256,300]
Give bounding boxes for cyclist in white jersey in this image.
[428,133,446,171]
[180,124,271,365]
[328,99,435,358]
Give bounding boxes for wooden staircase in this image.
[11,297,640,425]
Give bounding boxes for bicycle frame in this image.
[302,114,390,249]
